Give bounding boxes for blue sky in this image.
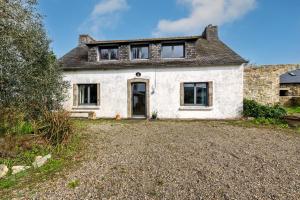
[39,0,300,64]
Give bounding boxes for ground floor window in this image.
[279,89,289,96]
[78,84,97,105]
[184,83,208,106]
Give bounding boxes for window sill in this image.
[162,57,186,60]
[97,60,119,62]
[131,59,149,61]
[72,106,100,110]
[179,106,213,111]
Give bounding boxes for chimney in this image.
[202,25,218,41]
[78,34,95,45]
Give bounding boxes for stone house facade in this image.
[60,25,246,119]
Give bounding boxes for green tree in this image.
[0,0,69,119]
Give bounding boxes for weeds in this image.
[0,131,84,194]
[68,179,80,189]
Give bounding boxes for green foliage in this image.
[284,106,300,115]
[38,110,74,145]
[0,0,69,120]
[151,111,158,120]
[68,179,80,189]
[0,132,83,192]
[243,99,287,119]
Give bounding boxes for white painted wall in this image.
[63,65,244,119]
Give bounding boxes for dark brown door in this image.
[132,83,146,116]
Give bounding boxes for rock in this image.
[12,166,30,174]
[33,154,51,168]
[0,164,8,178]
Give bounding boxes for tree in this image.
[0,0,68,119]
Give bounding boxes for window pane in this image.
[173,45,184,58]
[89,84,97,104]
[196,84,208,105]
[110,48,118,60]
[162,44,184,58]
[184,84,194,104]
[79,85,88,104]
[100,49,109,60]
[131,46,149,59]
[161,46,173,58]
[141,47,149,59]
[131,47,138,59]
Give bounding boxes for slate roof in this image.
[60,35,247,71]
[280,69,300,84]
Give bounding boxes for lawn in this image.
[4,119,299,199]
[285,106,300,115]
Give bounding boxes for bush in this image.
[0,108,32,135]
[243,99,287,119]
[38,110,73,145]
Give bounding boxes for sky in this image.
[39,0,300,65]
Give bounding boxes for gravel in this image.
[9,120,300,199]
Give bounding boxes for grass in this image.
[226,118,290,130]
[284,106,300,115]
[0,120,88,197]
[68,179,80,189]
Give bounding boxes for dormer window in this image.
[161,43,185,58]
[131,45,149,60]
[99,47,119,60]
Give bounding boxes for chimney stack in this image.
[202,25,218,41]
[78,34,95,45]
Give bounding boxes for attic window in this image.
[131,45,149,60]
[161,43,185,58]
[99,47,119,60]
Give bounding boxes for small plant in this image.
[38,110,74,145]
[68,179,80,189]
[151,111,158,120]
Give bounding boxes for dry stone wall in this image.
[244,64,300,105]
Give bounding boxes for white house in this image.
[60,25,246,119]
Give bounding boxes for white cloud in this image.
[79,0,129,38]
[153,0,256,36]
[92,0,128,16]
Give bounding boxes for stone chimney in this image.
[202,25,218,41]
[78,34,95,45]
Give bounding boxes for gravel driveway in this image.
[10,120,300,199]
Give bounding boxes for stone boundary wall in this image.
[244,64,300,105]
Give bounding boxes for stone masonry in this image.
[87,42,197,62]
[244,64,300,105]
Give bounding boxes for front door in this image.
[132,82,146,117]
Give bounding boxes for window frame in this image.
[78,84,98,105]
[130,44,149,60]
[99,46,119,61]
[183,82,209,106]
[161,43,185,59]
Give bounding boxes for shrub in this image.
[0,108,32,135]
[38,110,73,145]
[243,99,287,119]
